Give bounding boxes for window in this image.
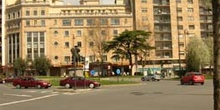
[188,16,194,21]
[89,42,94,47]
[41,20,45,26]
[87,19,95,26]
[65,56,70,63]
[187,0,193,4]
[62,19,71,26]
[142,8,147,13]
[101,30,106,36]
[33,10,38,16]
[142,16,148,22]
[178,25,183,30]
[177,16,183,21]
[189,25,195,30]
[26,20,30,26]
[17,11,20,17]
[111,18,120,25]
[141,0,147,3]
[177,8,182,13]
[176,0,181,3]
[77,42,82,47]
[41,10,45,15]
[75,19,83,26]
[76,30,82,37]
[34,20,37,26]
[54,31,58,36]
[64,31,69,36]
[100,18,108,25]
[187,8,194,13]
[54,20,57,25]
[113,30,118,36]
[26,10,30,16]
[54,56,59,60]
[89,30,93,36]
[65,42,69,48]
[54,41,59,46]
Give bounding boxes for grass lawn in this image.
[37,76,140,86]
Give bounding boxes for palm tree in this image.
[212,0,220,109]
[103,30,154,75]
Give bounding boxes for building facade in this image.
[4,0,212,76]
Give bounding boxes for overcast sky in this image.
[63,0,114,5]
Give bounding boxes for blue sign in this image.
[116,69,121,75]
[90,70,95,75]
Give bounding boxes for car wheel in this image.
[16,84,21,89]
[37,84,42,89]
[65,83,71,89]
[189,80,194,85]
[141,77,145,81]
[89,83,95,88]
[201,82,204,85]
[181,81,184,85]
[157,79,160,81]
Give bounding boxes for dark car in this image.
[12,76,52,89]
[60,76,101,89]
[180,72,205,85]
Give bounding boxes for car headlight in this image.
[43,82,48,85]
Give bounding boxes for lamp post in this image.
[178,34,182,78]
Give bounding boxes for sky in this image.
[63,0,114,5]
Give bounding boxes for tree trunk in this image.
[212,0,220,109]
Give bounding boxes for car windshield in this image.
[193,72,202,75]
[34,77,41,81]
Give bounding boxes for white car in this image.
[141,74,161,81]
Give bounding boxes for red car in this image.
[60,76,101,89]
[0,78,5,84]
[180,72,205,85]
[13,76,52,89]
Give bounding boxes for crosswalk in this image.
[21,89,101,96]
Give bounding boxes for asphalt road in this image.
[0,80,213,110]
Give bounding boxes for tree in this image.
[203,37,214,74]
[212,0,220,109]
[185,37,210,72]
[103,30,155,75]
[13,58,28,76]
[33,56,51,76]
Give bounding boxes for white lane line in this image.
[0,94,58,107]
[3,94,32,97]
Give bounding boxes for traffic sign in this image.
[116,69,121,75]
[90,70,95,76]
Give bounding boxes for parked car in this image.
[60,76,101,89]
[0,78,5,84]
[180,72,205,85]
[4,76,19,83]
[12,76,52,89]
[141,74,161,81]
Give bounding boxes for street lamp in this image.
[178,34,182,78]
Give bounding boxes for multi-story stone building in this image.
[4,0,212,76]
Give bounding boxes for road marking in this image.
[3,94,32,97]
[0,94,58,107]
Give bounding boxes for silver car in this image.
[141,74,161,81]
